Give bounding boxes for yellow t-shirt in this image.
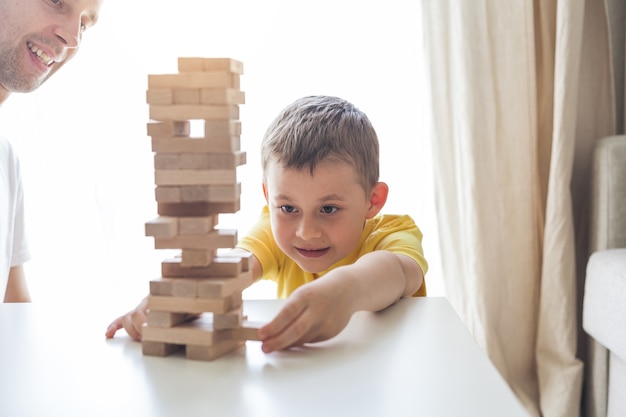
[237,206,428,298]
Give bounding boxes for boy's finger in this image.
[105,318,123,339]
[259,303,310,352]
[261,310,315,353]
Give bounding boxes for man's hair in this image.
[261,95,380,191]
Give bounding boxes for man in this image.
[0,0,103,302]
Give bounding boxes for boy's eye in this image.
[279,205,297,214]
[321,206,338,214]
[49,0,62,6]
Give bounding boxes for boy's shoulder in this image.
[365,213,419,233]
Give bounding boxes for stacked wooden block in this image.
[141,57,261,361]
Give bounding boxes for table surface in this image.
[0,297,529,417]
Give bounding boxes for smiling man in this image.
[0,0,103,302]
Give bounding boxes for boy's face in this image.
[263,159,385,274]
[0,0,102,99]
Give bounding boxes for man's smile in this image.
[27,41,56,67]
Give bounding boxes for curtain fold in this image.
[420,1,618,415]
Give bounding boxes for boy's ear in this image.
[365,182,388,219]
[262,182,269,203]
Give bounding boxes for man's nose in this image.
[53,16,82,48]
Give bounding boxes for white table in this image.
[0,297,528,417]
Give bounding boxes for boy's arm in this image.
[4,265,31,302]
[258,250,423,353]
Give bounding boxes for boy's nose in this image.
[296,217,322,240]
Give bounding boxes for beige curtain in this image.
[420,1,621,416]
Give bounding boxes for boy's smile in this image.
[296,247,330,258]
[264,159,383,274]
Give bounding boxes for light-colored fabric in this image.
[607,352,626,417]
[420,0,620,416]
[583,249,626,360]
[589,136,626,251]
[0,137,30,298]
[585,339,609,417]
[237,205,428,298]
[584,135,626,417]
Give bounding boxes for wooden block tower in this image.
[141,57,261,361]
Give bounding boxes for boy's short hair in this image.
[261,95,380,191]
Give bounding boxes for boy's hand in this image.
[258,274,355,353]
[105,297,148,341]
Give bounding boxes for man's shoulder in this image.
[0,136,16,165]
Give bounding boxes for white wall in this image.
[0,0,442,313]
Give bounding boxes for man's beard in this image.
[0,44,48,93]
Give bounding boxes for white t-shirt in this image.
[0,137,30,298]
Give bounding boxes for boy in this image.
[0,0,103,302]
[107,95,427,353]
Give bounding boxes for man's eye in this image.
[280,205,296,214]
[321,206,338,214]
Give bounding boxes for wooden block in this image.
[172,89,201,104]
[154,229,237,250]
[142,340,182,357]
[147,121,190,137]
[145,216,178,238]
[173,153,214,170]
[155,186,181,203]
[152,136,241,153]
[146,311,196,327]
[235,251,254,272]
[213,306,244,329]
[146,291,242,314]
[178,215,218,235]
[176,57,207,72]
[178,57,244,74]
[142,315,232,347]
[161,256,243,278]
[228,321,265,342]
[200,89,245,105]
[204,120,241,138]
[157,200,240,216]
[181,184,241,203]
[154,153,183,170]
[150,104,239,121]
[148,72,240,89]
[208,151,246,169]
[218,250,254,272]
[150,272,251,299]
[177,185,214,203]
[205,183,242,202]
[197,270,253,299]
[171,278,200,297]
[153,152,245,171]
[150,277,176,296]
[146,89,173,105]
[148,88,241,106]
[185,339,244,361]
[154,168,237,186]
[181,249,215,267]
[156,185,241,204]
